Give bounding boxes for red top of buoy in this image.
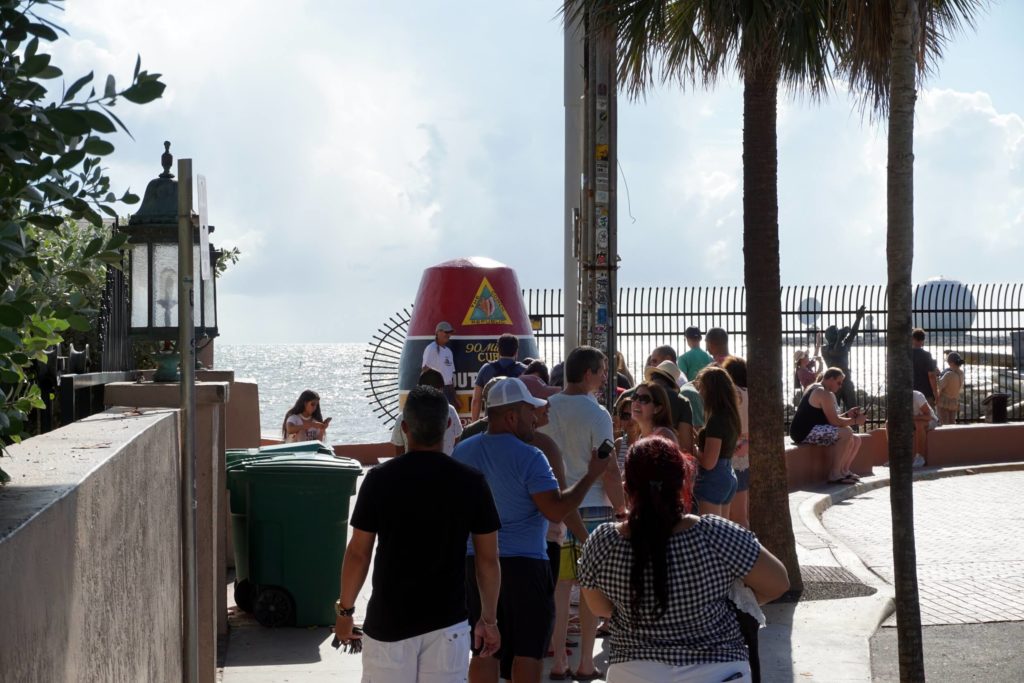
[407,257,533,337]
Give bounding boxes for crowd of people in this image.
[330,324,793,683]
[277,319,963,682]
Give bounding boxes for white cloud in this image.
[37,2,1024,343]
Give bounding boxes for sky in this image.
[47,1,1024,344]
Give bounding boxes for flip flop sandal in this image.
[572,669,606,681]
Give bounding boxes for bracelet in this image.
[481,617,498,627]
[335,599,356,617]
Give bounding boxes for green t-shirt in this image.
[679,347,714,383]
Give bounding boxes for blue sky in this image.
[51,1,1023,343]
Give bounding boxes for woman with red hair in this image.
[577,436,789,682]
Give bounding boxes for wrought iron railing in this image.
[524,282,1024,425]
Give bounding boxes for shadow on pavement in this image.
[871,622,1024,682]
[225,612,333,667]
[760,601,795,682]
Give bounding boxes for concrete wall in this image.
[783,422,1024,490]
[136,369,261,450]
[784,431,882,491]
[105,382,228,683]
[926,422,1024,467]
[0,408,183,682]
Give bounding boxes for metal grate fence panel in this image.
[524,283,1024,425]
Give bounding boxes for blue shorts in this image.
[695,458,737,505]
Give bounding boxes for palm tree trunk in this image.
[744,57,802,592]
[887,0,925,679]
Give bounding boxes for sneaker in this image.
[912,454,926,468]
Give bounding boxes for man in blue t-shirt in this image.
[454,377,609,683]
[471,333,528,420]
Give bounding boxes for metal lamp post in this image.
[125,141,219,380]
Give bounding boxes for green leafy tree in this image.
[832,0,987,677]
[569,0,836,590]
[0,0,165,482]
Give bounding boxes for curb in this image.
[795,461,1024,631]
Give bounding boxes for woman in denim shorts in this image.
[720,357,751,528]
[693,366,741,516]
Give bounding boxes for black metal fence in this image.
[524,282,1024,425]
[33,261,135,433]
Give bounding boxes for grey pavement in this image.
[823,470,1024,626]
[218,463,1024,682]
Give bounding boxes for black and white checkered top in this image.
[577,515,760,666]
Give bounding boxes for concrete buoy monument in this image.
[399,257,539,423]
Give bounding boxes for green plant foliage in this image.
[0,0,166,482]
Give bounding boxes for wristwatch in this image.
[335,599,355,618]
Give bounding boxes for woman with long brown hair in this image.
[630,381,678,445]
[694,366,741,516]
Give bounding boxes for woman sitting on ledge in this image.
[789,367,867,486]
[282,390,330,443]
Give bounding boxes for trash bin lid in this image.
[246,453,363,475]
[257,440,335,456]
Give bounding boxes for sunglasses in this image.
[634,394,653,405]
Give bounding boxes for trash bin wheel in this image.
[234,578,256,613]
[254,586,296,628]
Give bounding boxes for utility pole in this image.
[177,158,199,683]
[578,9,617,406]
[563,19,584,358]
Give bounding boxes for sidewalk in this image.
[218,463,1024,682]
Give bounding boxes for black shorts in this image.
[466,555,554,678]
[546,541,561,588]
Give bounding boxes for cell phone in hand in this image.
[597,438,615,459]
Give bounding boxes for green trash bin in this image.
[226,441,336,612]
[244,453,362,627]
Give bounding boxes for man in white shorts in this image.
[335,386,500,682]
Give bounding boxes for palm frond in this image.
[833,0,990,119]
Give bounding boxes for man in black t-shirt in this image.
[911,328,940,405]
[335,386,502,681]
[471,333,528,420]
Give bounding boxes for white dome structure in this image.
[912,277,977,334]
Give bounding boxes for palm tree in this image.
[832,1,987,678]
[566,0,835,591]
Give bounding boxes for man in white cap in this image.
[454,377,609,683]
[423,321,457,405]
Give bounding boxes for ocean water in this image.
[218,341,1018,445]
[217,343,392,445]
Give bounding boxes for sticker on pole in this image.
[197,174,211,281]
[462,277,513,326]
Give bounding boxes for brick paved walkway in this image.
[822,471,1024,626]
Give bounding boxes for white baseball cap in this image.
[486,377,548,409]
